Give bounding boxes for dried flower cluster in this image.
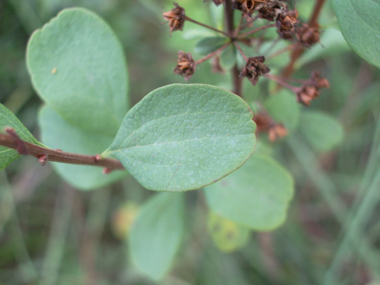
[296,24,320,47]
[174,51,195,81]
[297,72,329,106]
[163,1,326,108]
[162,3,185,35]
[276,9,299,39]
[253,113,288,142]
[241,56,270,86]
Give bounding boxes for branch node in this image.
[94,154,102,162]
[102,167,112,174]
[38,155,48,166]
[5,127,29,155]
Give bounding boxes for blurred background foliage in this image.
[1,0,380,284]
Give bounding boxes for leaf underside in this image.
[107,84,256,192]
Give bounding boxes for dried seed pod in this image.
[297,85,319,106]
[296,72,329,106]
[256,1,287,22]
[268,124,288,142]
[253,112,288,142]
[163,3,186,35]
[241,56,270,86]
[311,71,330,89]
[232,0,265,16]
[296,24,320,47]
[276,9,299,39]
[174,51,195,81]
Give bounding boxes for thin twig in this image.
[185,16,229,37]
[238,23,276,39]
[264,74,298,92]
[268,44,295,59]
[195,43,231,65]
[234,13,244,37]
[240,15,259,31]
[233,42,248,62]
[0,129,125,171]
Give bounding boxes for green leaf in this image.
[264,89,301,131]
[333,0,380,68]
[0,103,42,170]
[299,111,344,152]
[220,45,237,70]
[208,211,250,253]
[39,106,126,190]
[204,154,294,231]
[106,84,256,191]
[194,36,229,55]
[27,8,129,136]
[129,192,185,280]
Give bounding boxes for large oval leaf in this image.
[0,103,42,170]
[129,193,185,280]
[333,0,380,68]
[299,111,344,152]
[39,106,126,190]
[27,8,129,136]
[204,154,294,231]
[105,84,256,191]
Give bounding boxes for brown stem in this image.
[185,16,229,37]
[195,43,231,65]
[233,42,248,61]
[234,14,244,37]
[268,44,295,59]
[0,129,125,171]
[281,0,327,78]
[224,0,243,97]
[240,15,259,31]
[264,74,299,93]
[238,23,276,39]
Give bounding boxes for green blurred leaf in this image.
[194,36,229,55]
[265,90,301,131]
[129,192,185,280]
[106,84,256,191]
[204,153,294,231]
[182,28,215,40]
[27,8,129,136]
[220,45,237,70]
[208,211,250,253]
[299,111,344,152]
[297,28,350,68]
[333,0,380,68]
[0,103,42,170]
[39,106,126,190]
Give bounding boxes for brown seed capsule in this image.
[253,113,272,133]
[296,24,320,47]
[253,112,288,142]
[241,56,270,86]
[276,9,299,39]
[163,3,186,35]
[268,124,288,142]
[174,51,195,81]
[232,0,265,16]
[297,85,319,106]
[311,71,330,89]
[256,1,287,22]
